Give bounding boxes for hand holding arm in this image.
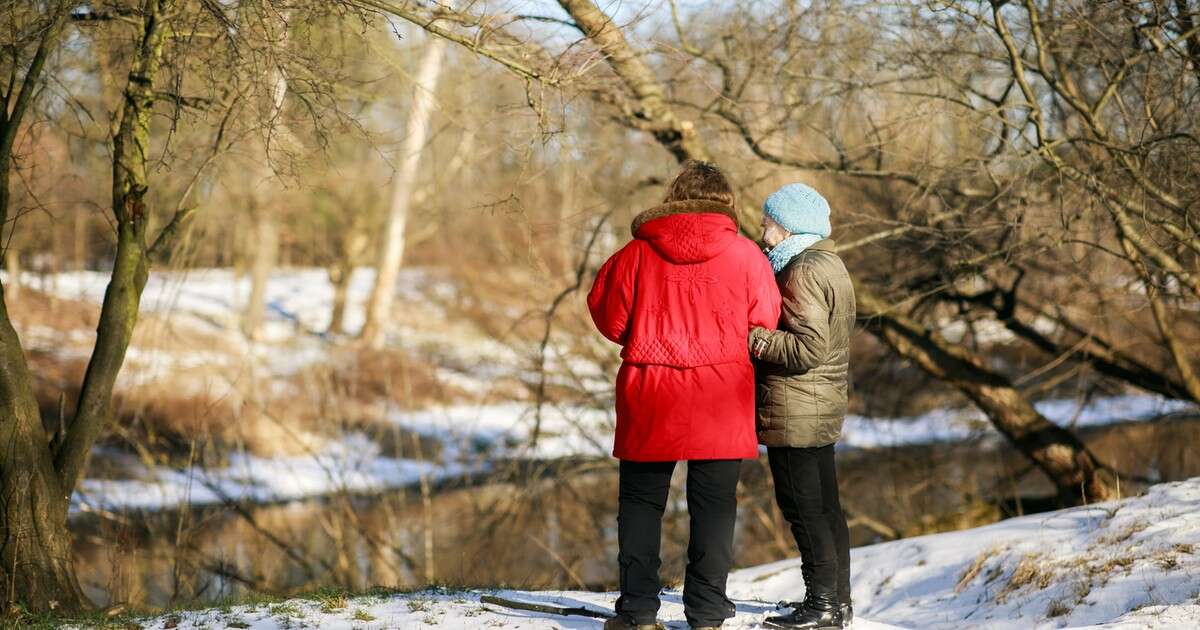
[749,264,830,371]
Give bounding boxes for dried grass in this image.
[956,545,1004,593]
[998,553,1055,602]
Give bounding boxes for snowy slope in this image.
[732,478,1200,629]
[76,478,1200,629]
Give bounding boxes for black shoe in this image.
[840,603,852,627]
[763,594,841,630]
[603,616,665,630]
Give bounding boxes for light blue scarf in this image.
[766,233,824,274]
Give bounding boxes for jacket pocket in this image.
[756,376,785,432]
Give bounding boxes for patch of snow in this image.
[840,394,1194,450]
[939,314,1060,345]
[71,433,481,515]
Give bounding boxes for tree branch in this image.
[1118,234,1200,403]
[349,0,565,88]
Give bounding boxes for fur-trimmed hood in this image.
[631,199,740,234]
[631,199,740,264]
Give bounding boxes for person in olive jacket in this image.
[749,183,856,630]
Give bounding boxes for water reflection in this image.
[73,416,1200,608]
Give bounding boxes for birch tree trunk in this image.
[241,18,291,341]
[242,207,279,340]
[360,36,446,349]
[328,229,368,335]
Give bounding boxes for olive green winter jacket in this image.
[749,239,855,448]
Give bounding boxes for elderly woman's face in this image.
[761,214,790,248]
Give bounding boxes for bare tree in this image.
[357,0,1199,504]
[0,0,373,610]
[360,35,447,349]
[242,6,295,341]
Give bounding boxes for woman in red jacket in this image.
[588,161,781,630]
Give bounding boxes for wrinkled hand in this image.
[748,326,770,359]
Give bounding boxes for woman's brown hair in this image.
[663,160,735,207]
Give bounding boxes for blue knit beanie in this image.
[764,183,831,237]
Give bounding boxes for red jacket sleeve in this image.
[588,242,640,345]
[748,247,782,330]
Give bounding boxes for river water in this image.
[72,416,1200,608]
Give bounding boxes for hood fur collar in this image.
[631,199,739,235]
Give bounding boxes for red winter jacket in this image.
[588,199,782,461]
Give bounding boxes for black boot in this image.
[603,616,665,630]
[774,601,852,629]
[763,593,841,630]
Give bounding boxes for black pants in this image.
[616,459,740,627]
[767,444,851,605]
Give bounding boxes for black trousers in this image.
[767,444,851,605]
[615,459,740,627]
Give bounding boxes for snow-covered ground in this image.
[736,478,1200,629]
[72,477,1200,629]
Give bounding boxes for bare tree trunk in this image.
[328,230,367,335]
[360,36,446,349]
[556,0,709,162]
[3,246,18,302]
[242,208,279,340]
[241,17,291,341]
[558,161,577,277]
[0,293,84,611]
[0,0,183,612]
[0,2,85,613]
[73,210,85,270]
[327,265,351,336]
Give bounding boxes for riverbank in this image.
[50,477,1200,629]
